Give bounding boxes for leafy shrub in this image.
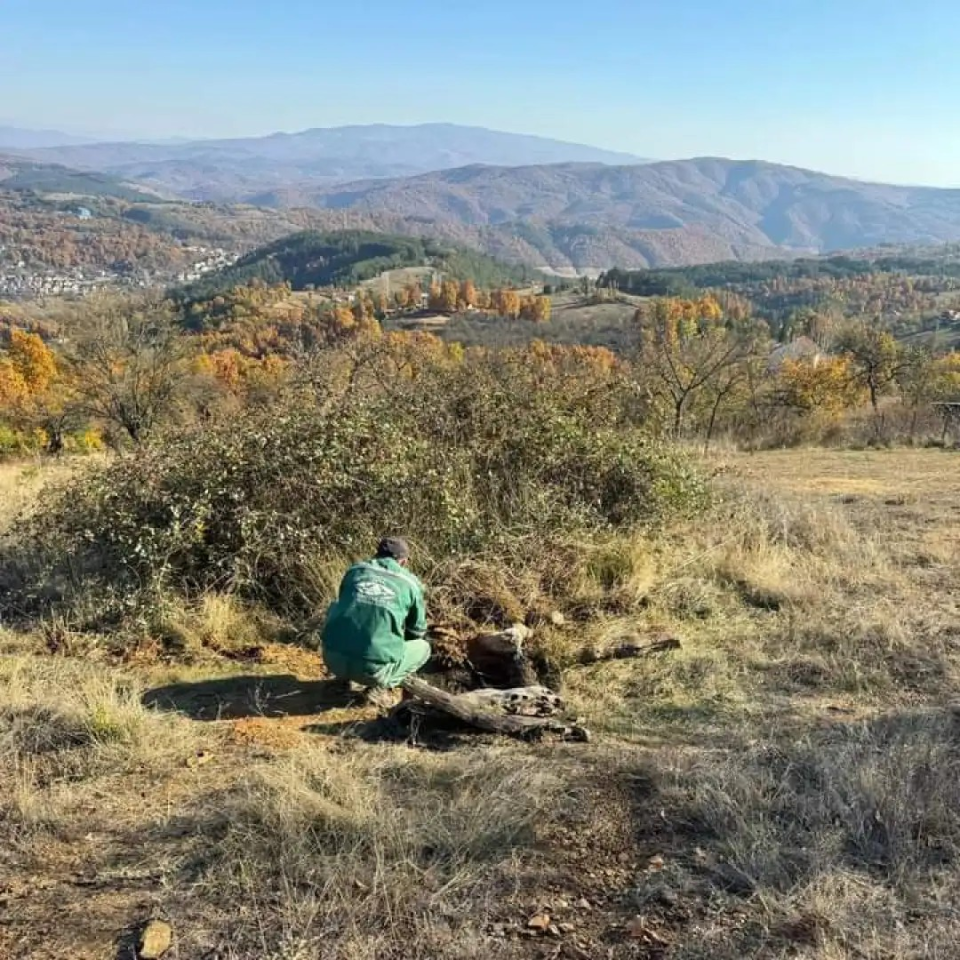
[6,345,706,628]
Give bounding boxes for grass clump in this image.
[201,745,562,959]
[632,709,960,958]
[0,656,200,849]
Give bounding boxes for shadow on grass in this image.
[301,706,503,751]
[143,674,353,720]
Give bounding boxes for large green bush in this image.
[6,347,706,628]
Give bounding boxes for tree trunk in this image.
[909,402,920,442]
[705,391,725,452]
[673,396,685,438]
[400,628,681,741]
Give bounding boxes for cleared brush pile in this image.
[0,342,706,641]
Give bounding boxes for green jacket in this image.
[322,557,428,669]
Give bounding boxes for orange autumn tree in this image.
[458,280,478,310]
[395,281,423,311]
[774,356,863,416]
[0,329,79,452]
[427,279,444,312]
[440,280,460,313]
[491,289,522,319]
[520,295,552,323]
[636,295,762,437]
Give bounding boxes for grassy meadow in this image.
[2,447,959,959]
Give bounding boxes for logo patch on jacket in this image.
[356,580,398,604]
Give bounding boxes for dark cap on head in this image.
[376,536,410,561]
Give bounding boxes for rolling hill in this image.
[0,155,163,202]
[297,158,960,270]
[175,230,536,301]
[16,123,647,202]
[13,150,960,276]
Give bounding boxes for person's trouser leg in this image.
[322,648,377,687]
[374,638,432,689]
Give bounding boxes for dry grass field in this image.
[2,449,959,959]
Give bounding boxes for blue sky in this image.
[2,0,959,185]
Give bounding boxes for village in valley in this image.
[0,243,237,300]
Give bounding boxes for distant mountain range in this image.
[8,124,960,272]
[14,123,647,201]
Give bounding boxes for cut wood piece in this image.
[453,685,563,717]
[400,676,589,741]
[576,636,681,665]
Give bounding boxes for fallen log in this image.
[399,676,589,742]
[400,624,677,742]
[451,684,563,717]
[576,636,681,665]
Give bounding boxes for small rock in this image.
[575,898,592,911]
[549,611,566,626]
[527,913,552,932]
[547,924,562,937]
[138,919,173,959]
[558,922,576,934]
[648,854,665,871]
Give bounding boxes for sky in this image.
[3,0,960,185]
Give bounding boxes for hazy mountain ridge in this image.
[14,123,647,201]
[296,158,960,268]
[9,146,960,272]
[0,126,95,149]
[0,154,165,202]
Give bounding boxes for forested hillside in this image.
[295,159,960,270]
[598,250,960,342]
[177,230,536,299]
[0,156,160,201]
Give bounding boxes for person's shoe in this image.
[327,677,368,702]
[363,687,402,711]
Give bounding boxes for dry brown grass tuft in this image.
[0,457,85,535]
[634,709,960,958]
[155,592,289,656]
[0,657,202,847]
[194,746,564,958]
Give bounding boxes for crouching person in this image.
[322,537,431,706]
